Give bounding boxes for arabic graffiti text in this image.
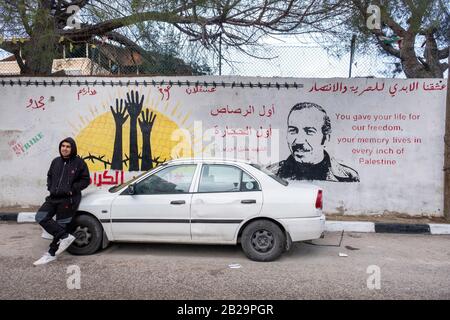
[26,96,46,110]
[77,87,97,101]
[90,170,125,187]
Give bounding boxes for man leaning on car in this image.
[33,137,90,266]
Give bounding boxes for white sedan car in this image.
[68,158,325,261]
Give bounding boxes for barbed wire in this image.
[81,153,166,170]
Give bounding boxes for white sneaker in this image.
[41,228,54,240]
[55,234,76,256]
[33,253,57,266]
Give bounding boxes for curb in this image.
[325,221,375,233]
[1,212,450,235]
[17,212,38,223]
[0,213,18,221]
[374,222,430,234]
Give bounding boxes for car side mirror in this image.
[128,184,135,195]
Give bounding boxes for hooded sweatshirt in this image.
[47,137,90,207]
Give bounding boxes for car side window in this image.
[134,165,196,195]
[241,172,260,191]
[198,164,260,193]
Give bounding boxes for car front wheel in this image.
[67,214,103,255]
[241,220,286,262]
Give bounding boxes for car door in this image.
[110,164,199,241]
[190,164,263,242]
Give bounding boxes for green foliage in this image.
[316,0,448,77]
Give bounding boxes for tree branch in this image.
[13,49,26,73]
[104,31,156,63]
[372,29,401,58]
[439,47,450,60]
[60,11,203,40]
[17,0,32,35]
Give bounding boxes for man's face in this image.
[287,108,327,165]
[60,142,72,158]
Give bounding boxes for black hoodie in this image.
[47,137,90,207]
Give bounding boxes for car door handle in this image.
[241,199,256,204]
[170,200,186,205]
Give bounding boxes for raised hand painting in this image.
[139,109,157,171]
[125,90,145,171]
[110,98,129,170]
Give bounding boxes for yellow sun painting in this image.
[72,88,193,172]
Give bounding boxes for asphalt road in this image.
[1,222,449,300]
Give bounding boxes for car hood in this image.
[79,188,117,207]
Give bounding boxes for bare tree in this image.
[311,0,449,78]
[0,0,346,75]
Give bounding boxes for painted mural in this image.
[76,89,191,170]
[0,76,447,216]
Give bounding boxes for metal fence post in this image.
[349,35,357,78]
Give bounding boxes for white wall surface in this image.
[0,76,446,216]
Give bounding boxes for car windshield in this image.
[108,171,149,193]
[250,163,289,186]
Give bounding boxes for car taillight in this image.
[315,190,323,210]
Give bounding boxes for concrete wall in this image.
[0,76,447,216]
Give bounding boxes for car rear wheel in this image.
[241,220,286,262]
[67,214,103,255]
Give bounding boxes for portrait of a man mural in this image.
[267,102,360,182]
